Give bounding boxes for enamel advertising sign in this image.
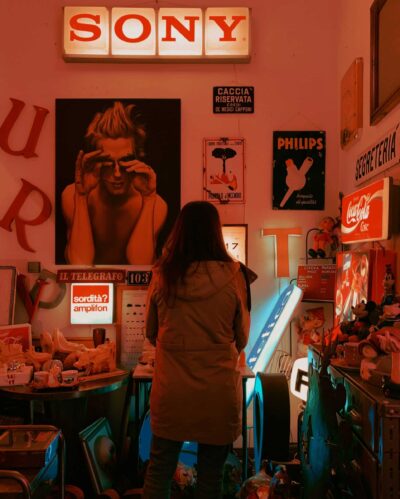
[272,131,326,210]
[354,123,400,185]
[341,177,391,244]
[70,283,114,324]
[203,138,245,203]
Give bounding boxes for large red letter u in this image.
[0,98,49,158]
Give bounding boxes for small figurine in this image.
[340,300,380,341]
[381,264,397,306]
[308,216,336,258]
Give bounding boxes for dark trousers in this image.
[142,434,230,499]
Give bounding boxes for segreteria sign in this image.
[63,6,251,62]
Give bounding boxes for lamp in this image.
[246,284,303,405]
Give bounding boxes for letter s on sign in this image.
[70,14,101,42]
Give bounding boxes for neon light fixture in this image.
[246,284,303,405]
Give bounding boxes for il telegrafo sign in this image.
[341,177,391,244]
[63,6,250,61]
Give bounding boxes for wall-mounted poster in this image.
[272,131,326,210]
[203,138,245,203]
[55,99,181,265]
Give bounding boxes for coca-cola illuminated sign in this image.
[63,6,250,61]
[341,177,391,244]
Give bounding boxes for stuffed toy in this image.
[308,216,336,258]
[376,302,400,329]
[358,326,400,382]
[340,300,380,341]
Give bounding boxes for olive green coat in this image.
[145,261,250,445]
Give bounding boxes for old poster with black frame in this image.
[272,131,326,210]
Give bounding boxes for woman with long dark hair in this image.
[142,201,251,499]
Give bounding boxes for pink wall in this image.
[337,0,400,279]
[0,0,340,349]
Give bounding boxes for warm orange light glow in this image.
[111,8,156,56]
[64,6,109,56]
[63,6,251,61]
[159,8,203,56]
[262,227,303,277]
[205,7,250,57]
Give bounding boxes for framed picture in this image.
[341,58,363,149]
[203,138,245,203]
[55,98,181,265]
[370,0,400,124]
[0,266,17,326]
[79,417,115,494]
[222,224,248,265]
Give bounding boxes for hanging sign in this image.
[272,131,326,210]
[213,86,254,113]
[341,177,391,244]
[63,6,250,61]
[354,123,400,185]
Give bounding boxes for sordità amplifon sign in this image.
[63,6,250,61]
[354,123,400,186]
[70,283,114,324]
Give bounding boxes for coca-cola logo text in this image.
[346,194,371,226]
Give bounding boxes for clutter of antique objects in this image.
[0,328,116,389]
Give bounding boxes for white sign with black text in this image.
[354,123,400,185]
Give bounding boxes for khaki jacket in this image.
[145,260,250,445]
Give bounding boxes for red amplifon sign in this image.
[341,177,391,244]
[63,6,250,61]
[70,283,114,325]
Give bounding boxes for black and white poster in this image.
[55,99,180,265]
[272,131,325,210]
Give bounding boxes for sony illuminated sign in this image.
[63,6,251,61]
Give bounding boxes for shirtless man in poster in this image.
[61,101,167,265]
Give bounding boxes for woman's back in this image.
[146,260,249,445]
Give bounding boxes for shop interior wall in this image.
[337,0,400,283]
[0,0,341,442]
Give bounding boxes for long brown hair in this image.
[156,201,233,301]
